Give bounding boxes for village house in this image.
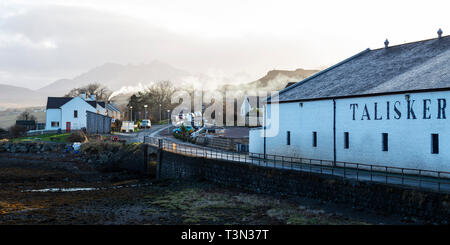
[45,93,119,131]
[240,95,262,126]
[250,30,450,172]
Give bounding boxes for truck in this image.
[120,121,135,133]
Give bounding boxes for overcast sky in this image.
[0,0,449,89]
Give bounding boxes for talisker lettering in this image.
[350,99,447,121]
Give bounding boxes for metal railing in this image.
[144,136,450,194]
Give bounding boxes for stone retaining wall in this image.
[0,141,148,173]
[155,147,450,224]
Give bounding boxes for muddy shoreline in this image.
[0,153,413,225]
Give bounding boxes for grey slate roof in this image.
[46,97,99,109]
[274,35,450,102]
[46,97,72,109]
[86,101,107,109]
[106,102,120,112]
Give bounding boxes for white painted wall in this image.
[261,100,334,160]
[45,108,62,130]
[97,104,107,115]
[60,97,97,130]
[249,128,264,154]
[250,90,450,172]
[336,91,450,172]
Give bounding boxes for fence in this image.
[144,136,450,194]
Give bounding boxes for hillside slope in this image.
[38,61,190,96]
[0,84,46,109]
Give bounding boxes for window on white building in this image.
[431,134,439,154]
[287,131,290,145]
[312,132,317,147]
[74,110,78,118]
[344,132,349,149]
[382,133,388,152]
[51,121,59,127]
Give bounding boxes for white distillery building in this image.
[45,93,114,131]
[250,32,450,172]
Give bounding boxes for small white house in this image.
[45,94,109,131]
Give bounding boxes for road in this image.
[113,124,172,143]
[144,137,450,194]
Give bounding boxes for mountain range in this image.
[0,61,320,109]
[0,61,190,109]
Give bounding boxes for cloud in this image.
[0,0,448,90]
[0,4,324,89]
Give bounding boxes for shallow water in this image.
[23,182,153,193]
[24,187,98,192]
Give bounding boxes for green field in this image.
[11,133,71,143]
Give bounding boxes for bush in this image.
[80,141,122,154]
[67,131,88,143]
[173,132,192,142]
[9,125,27,137]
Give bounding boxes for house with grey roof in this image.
[45,93,115,132]
[250,31,450,172]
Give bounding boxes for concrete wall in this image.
[251,90,450,172]
[155,147,449,224]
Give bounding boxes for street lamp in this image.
[167,110,170,133]
[130,106,133,122]
[159,104,162,122]
[144,105,148,119]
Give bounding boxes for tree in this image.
[65,83,112,101]
[127,81,179,122]
[17,110,36,121]
[9,125,26,137]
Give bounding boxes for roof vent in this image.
[438,28,443,39]
[384,39,389,49]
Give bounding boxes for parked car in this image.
[140,119,151,129]
[120,121,134,133]
[173,125,195,135]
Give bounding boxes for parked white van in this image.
[140,119,151,129]
[121,121,135,133]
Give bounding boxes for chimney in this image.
[438,28,443,39]
[80,92,86,100]
[91,94,96,101]
[384,39,389,49]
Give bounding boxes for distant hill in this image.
[38,61,190,96]
[0,84,46,109]
[0,63,321,111]
[221,68,320,92]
